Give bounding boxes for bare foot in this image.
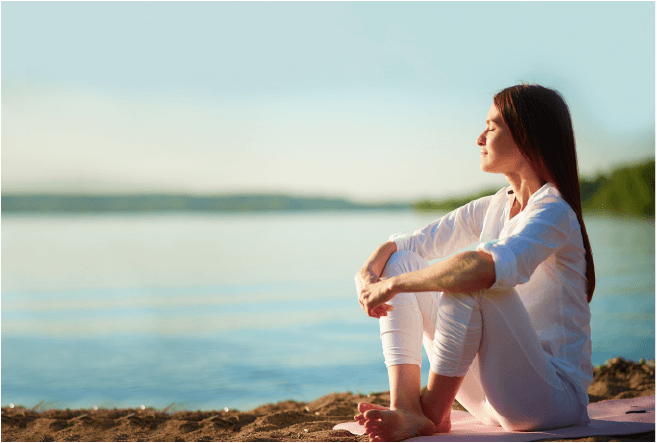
[420,390,452,433]
[354,402,388,425]
[363,407,436,442]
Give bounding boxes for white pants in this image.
[379,251,587,431]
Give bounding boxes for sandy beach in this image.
[1,357,654,442]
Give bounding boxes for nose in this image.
[477,131,486,146]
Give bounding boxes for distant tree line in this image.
[3,159,653,217]
[579,158,654,217]
[414,158,655,218]
[1,193,410,213]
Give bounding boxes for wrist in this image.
[386,276,399,296]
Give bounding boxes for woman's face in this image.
[477,104,523,174]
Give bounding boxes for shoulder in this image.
[526,183,579,230]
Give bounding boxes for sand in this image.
[1,357,654,442]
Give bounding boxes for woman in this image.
[354,84,595,442]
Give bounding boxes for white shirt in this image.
[389,183,593,406]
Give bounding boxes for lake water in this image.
[2,211,654,412]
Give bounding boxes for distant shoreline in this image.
[3,158,653,217]
[3,193,653,219]
[0,194,411,213]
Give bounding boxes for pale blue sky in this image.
[2,1,655,201]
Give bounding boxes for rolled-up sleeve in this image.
[390,195,493,262]
[477,200,573,290]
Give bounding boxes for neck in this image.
[504,170,547,211]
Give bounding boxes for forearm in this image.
[360,241,398,278]
[389,250,496,295]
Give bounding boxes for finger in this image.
[377,304,392,314]
[370,306,386,318]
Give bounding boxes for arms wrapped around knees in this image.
[376,251,485,375]
[356,245,497,319]
[390,250,496,295]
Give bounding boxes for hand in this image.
[355,269,395,318]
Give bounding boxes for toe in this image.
[364,419,381,433]
[358,402,388,413]
[358,402,375,413]
[364,409,384,421]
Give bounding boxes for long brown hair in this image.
[494,84,595,302]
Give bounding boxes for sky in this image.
[2,1,655,202]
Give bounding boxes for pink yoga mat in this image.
[333,395,655,442]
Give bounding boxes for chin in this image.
[480,159,503,174]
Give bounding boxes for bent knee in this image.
[382,250,428,278]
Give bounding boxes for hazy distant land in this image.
[0,193,410,213]
[2,158,654,218]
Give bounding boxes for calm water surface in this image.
[2,211,654,411]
